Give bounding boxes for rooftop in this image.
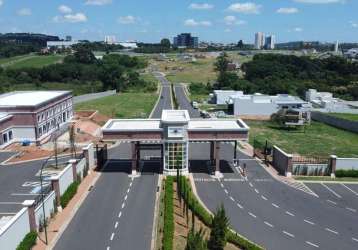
[103,119,161,131]
[0,91,71,107]
[161,110,190,123]
[188,119,249,131]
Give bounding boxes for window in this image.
[8,131,13,141]
[63,112,66,122]
[38,127,42,137]
[3,133,8,143]
[37,115,40,122]
[164,142,187,170]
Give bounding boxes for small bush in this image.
[335,169,358,178]
[16,231,37,250]
[163,177,174,250]
[60,180,80,208]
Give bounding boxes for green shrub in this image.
[16,231,37,250]
[336,169,358,178]
[60,180,80,208]
[178,176,264,250]
[163,177,174,250]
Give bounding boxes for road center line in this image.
[272,203,280,208]
[121,202,125,209]
[285,211,295,217]
[264,221,274,228]
[341,184,358,196]
[115,221,119,229]
[254,189,259,194]
[107,247,110,250]
[346,207,357,213]
[282,231,295,238]
[352,237,358,242]
[124,195,128,201]
[304,219,315,225]
[118,211,122,218]
[220,183,224,188]
[230,196,235,202]
[248,212,257,218]
[237,203,243,209]
[306,241,319,248]
[261,195,268,201]
[325,228,339,235]
[129,182,133,187]
[326,199,337,205]
[127,188,130,193]
[321,183,342,198]
[249,182,253,187]
[224,189,228,194]
[110,233,115,241]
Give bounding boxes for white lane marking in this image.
[121,202,125,209]
[352,237,358,242]
[346,207,357,213]
[0,212,17,215]
[237,203,243,209]
[124,195,128,201]
[230,196,235,202]
[0,202,23,204]
[325,228,339,235]
[341,184,358,196]
[220,183,224,188]
[326,199,337,205]
[254,189,259,194]
[285,211,295,217]
[224,189,228,194]
[118,211,122,218]
[261,195,268,201]
[264,221,274,228]
[321,183,342,198]
[304,219,315,225]
[248,212,257,218]
[306,241,319,248]
[115,221,119,229]
[127,188,130,193]
[249,182,253,187]
[272,203,280,208]
[282,231,295,238]
[129,182,133,187]
[110,233,115,241]
[107,247,110,250]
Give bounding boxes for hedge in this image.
[335,169,358,178]
[163,177,174,250]
[16,231,37,250]
[178,176,264,250]
[60,180,80,208]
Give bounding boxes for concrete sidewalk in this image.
[34,171,101,250]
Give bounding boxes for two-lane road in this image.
[151,72,173,118]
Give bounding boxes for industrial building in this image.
[46,41,79,49]
[173,33,199,48]
[212,90,244,105]
[0,91,73,148]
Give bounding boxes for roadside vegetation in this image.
[75,92,158,119]
[294,176,358,182]
[16,231,38,250]
[328,113,358,122]
[163,177,175,250]
[4,54,64,69]
[60,180,80,208]
[247,120,358,158]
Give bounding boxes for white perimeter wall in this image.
[336,158,358,170]
[34,191,56,229]
[0,208,30,250]
[58,164,74,196]
[76,158,86,178]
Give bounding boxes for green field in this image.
[247,121,358,157]
[5,55,64,69]
[0,54,34,65]
[75,92,158,118]
[329,113,358,122]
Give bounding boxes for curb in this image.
[1,153,73,166]
[149,84,163,118]
[150,174,163,250]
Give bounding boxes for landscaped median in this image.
[158,175,264,250]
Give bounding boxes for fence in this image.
[311,111,358,134]
[58,164,74,196]
[0,208,30,250]
[336,158,358,170]
[253,138,273,163]
[34,191,56,231]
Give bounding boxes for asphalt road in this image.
[190,142,358,250]
[174,85,201,118]
[151,72,173,118]
[54,150,158,250]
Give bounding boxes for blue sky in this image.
[0,0,357,43]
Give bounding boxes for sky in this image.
[0,0,357,44]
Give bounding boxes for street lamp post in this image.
[39,156,51,245]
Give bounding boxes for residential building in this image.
[265,35,275,50]
[104,35,116,45]
[46,41,79,49]
[212,90,244,105]
[345,48,358,59]
[254,32,265,50]
[0,91,73,148]
[229,93,310,117]
[173,33,199,48]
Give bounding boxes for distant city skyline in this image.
[0,1,357,43]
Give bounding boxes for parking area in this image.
[0,151,17,164]
[306,183,358,213]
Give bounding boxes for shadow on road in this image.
[189,160,235,174]
[101,159,161,174]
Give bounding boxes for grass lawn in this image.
[6,55,64,69]
[0,54,34,65]
[328,113,358,122]
[247,120,358,157]
[294,176,358,182]
[75,92,158,118]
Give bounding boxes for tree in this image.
[160,38,171,48]
[214,53,230,89]
[185,228,207,250]
[73,48,97,64]
[207,204,229,250]
[237,40,244,48]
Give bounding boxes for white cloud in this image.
[85,0,112,5]
[0,1,3,7]
[184,19,212,27]
[350,21,358,28]
[294,0,344,4]
[224,28,232,33]
[227,2,262,14]
[58,5,72,14]
[293,27,303,32]
[118,15,137,24]
[189,3,214,10]
[277,7,298,14]
[17,8,32,16]
[54,13,87,23]
[224,15,246,25]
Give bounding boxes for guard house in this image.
[102,110,249,177]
